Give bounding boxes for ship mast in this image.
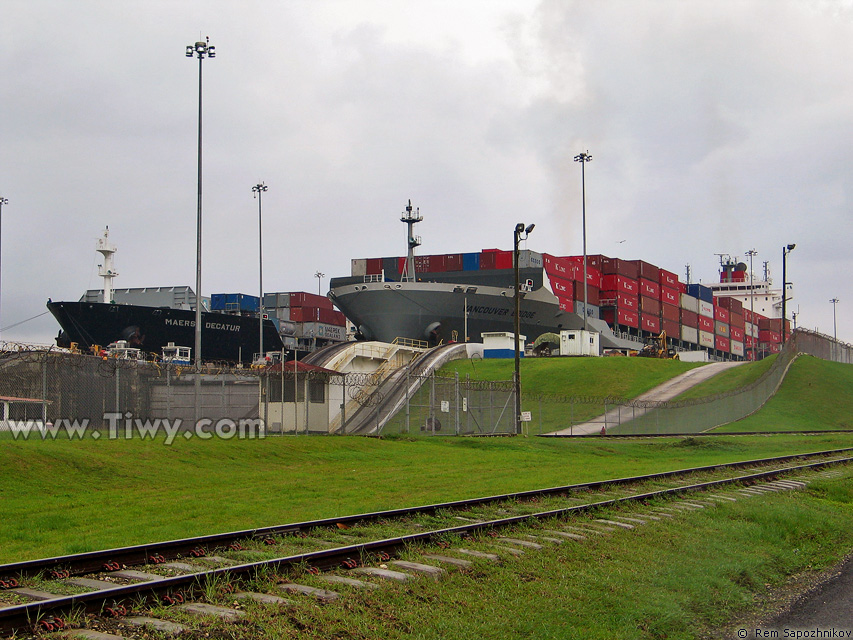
[400,199,422,282]
[96,227,119,304]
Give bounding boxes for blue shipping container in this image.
[211,293,260,312]
[686,284,713,303]
[462,252,480,271]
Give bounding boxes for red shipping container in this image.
[495,251,513,269]
[572,281,600,305]
[446,254,463,271]
[543,253,574,279]
[600,291,638,311]
[679,282,687,294]
[662,302,680,322]
[414,255,431,272]
[681,309,699,328]
[698,315,714,332]
[768,343,782,353]
[639,296,661,316]
[600,274,638,295]
[557,295,573,312]
[629,260,660,281]
[289,306,322,323]
[586,254,611,270]
[660,286,679,306]
[745,335,755,348]
[716,296,743,314]
[548,274,574,299]
[731,326,745,342]
[639,278,660,299]
[602,307,639,329]
[600,257,640,279]
[479,251,497,270]
[428,255,447,272]
[640,313,661,333]
[759,330,782,344]
[290,292,333,310]
[729,312,744,329]
[662,318,679,337]
[659,268,679,288]
[366,258,383,275]
[714,306,730,323]
[759,317,790,333]
[398,256,408,273]
[716,335,730,352]
[583,264,602,289]
[743,308,753,324]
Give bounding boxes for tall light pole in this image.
[514,222,534,435]
[187,37,214,425]
[0,197,7,343]
[781,243,795,345]
[574,151,592,331]
[745,249,757,360]
[830,298,839,341]
[253,182,268,362]
[315,271,325,297]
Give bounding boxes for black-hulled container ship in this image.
[47,229,348,364]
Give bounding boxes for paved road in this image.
[548,360,744,436]
[736,555,853,638]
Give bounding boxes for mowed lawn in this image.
[2,432,852,563]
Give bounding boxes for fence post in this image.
[430,371,436,435]
[341,374,347,434]
[455,371,460,435]
[405,365,410,434]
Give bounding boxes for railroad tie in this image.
[389,560,446,581]
[121,616,187,635]
[491,545,525,557]
[595,519,634,530]
[422,554,473,568]
[455,548,500,561]
[353,567,413,583]
[234,590,294,604]
[9,587,63,601]
[111,569,164,582]
[319,575,380,589]
[71,630,129,639]
[542,530,587,541]
[66,577,121,591]
[497,537,543,550]
[178,602,245,621]
[277,583,340,602]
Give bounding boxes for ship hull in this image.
[328,281,635,348]
[47,301,283,363]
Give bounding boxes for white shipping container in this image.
[681,325,699,344]
[518,250,544,269]
[573,301,600,319]
[297,322,347,341]
[699,330,715,348]
[699,300,714,318]
[731,341,745,357]
[276,308,290,321]
[351,258,367,277]
[680,293,699,313]
[746,322,758,338]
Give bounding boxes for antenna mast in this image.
[96,227,119,304]
[400,200,422,282]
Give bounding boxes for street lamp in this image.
[0,197,7,343]
[252,182,268,362]
[187,36,214,425]
[315,271,325,297]
[745,249,757,360]
[574,151,592,330]
[781,243,795,345]
[514,222,535,435]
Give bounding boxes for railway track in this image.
[1,448,851,638]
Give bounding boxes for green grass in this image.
[713,355,853,432]
[131,469,853,639]
[1,433,852,564]
[673,354,778,400]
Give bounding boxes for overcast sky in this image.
[1,0,851,345]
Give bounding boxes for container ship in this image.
[328,202,790,360]
[48,229,349,364]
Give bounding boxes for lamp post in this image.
[252,182,268,362]
[781,243,795,345]
[186,36,214,425]
[745,249,757,360]
[830,298,839,341]
[315,271,325,297]
[514,222,535,435]
[0,197,7,343]
[574,151,592,330]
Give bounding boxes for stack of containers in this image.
[631,260,661,334]
[597,256,640,330]
[689,283,716,350]
[717,297,745,358]
[287,291,346,328]
[543,253,575,312]
[659,267,681,338]
[679,288,700,345]
[758,317,786,354]
[566,256,602,319]
[743,308,758,359]
[713,301,731,355]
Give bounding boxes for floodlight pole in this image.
[514,222,534,435]
[253,183,268,363]
[0,197,7,343]
[781,243,795,345]
[187,36,214,425]
[830,298,839,342]
[574,151,592,331]
[746,249,757,360]
[315,271,325,297]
